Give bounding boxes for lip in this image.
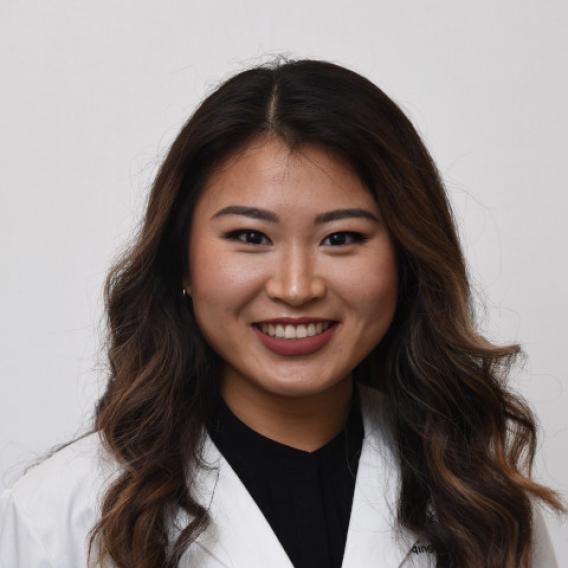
[251,321,340,356]
[254,316,337,325]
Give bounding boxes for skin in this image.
[185,134,398,452]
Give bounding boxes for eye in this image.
[321,232,370,246]
[222,229,271,246]
[222,229,369,247]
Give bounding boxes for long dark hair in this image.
[85,57,563,567]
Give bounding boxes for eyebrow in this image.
[210,205,380,225]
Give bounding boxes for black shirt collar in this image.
[207,383,364,480]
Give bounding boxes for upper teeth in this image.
[259,322,333,339]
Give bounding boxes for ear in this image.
[182,278,192,296]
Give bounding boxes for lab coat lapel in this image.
[187,424,294,568]
[341,383,427,568]
[185,382,427,568]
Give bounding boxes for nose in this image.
[265,243,326,306]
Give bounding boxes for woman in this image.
[0,57,564,568]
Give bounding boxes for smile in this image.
[251,321,340,356]
[255,321,335,339]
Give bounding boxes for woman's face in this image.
[186,135,398,399]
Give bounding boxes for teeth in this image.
[258,322,334,339]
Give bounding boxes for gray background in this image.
[1,0,566,561]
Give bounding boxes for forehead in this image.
[196,136,377,213]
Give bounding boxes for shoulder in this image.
[354,382,560,568]
[0,431,121,568]
[531,500,560,568]
[3,431,119,518]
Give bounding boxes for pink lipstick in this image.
[251,322,339,356]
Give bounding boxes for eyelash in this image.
[222,229,370,247]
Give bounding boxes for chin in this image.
[254,376,337,398]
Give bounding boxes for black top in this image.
[206,385,365,568]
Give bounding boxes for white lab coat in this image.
[0,382,559,567]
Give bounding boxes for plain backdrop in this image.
[1,0,566,562]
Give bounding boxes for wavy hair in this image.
[85,57,564,567]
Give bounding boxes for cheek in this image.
[189,238,262,324]
[343,250,399,328]
[191,236,242,294]
[189,253,248,357]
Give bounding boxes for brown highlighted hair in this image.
[85,57,563,567]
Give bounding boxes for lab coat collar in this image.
[183,382,428,567]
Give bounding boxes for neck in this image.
[219,373,354,452]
